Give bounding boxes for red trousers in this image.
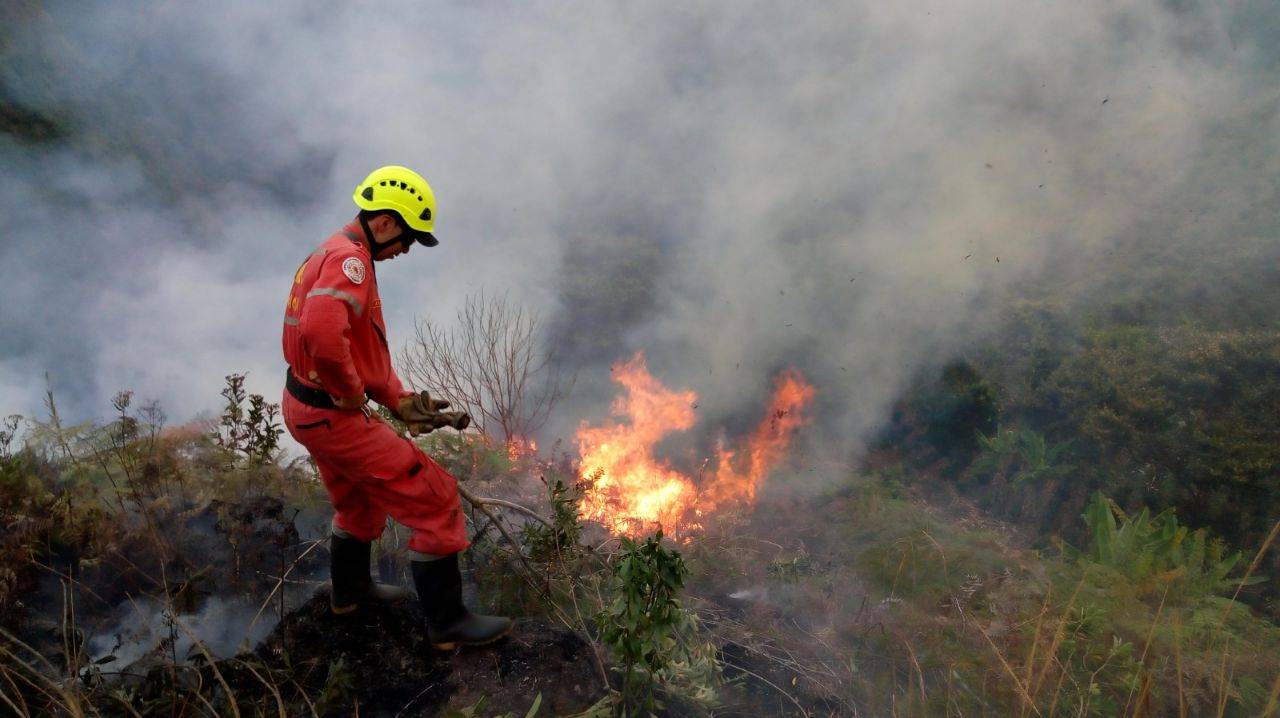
[282,393,469,556]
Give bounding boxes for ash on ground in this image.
[220,590,604,717]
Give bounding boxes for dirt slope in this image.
[225,591,603,717]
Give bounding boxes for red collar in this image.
[339,221,371,256]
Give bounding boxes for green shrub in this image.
[416,430,516,484]
[968,426,1074,487]
[522,475,583,564]
[214,373,283,464]
[597,532,710,714]
[1076,491,1264,600]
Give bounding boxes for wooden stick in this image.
[465,495,555,530]
[457,485,542,582]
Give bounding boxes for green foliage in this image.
[315,656,354,715]
[876,121,1280,563]
[766,550,813,582]
[417,430,517,484]
[245,394,283,461]
[215,373,283,463]
[0,428,51,617]
[939,361,1000,443]
[0,415,34,503]
[883,360,999,469]
[764,477,1280,716]
[883,305,1280,597]
[0,381,340,715]
[444,695,490,718]
[1032,326,1280,544]
[216,373,249,448]
[1078,491,1264,599]
[969,426,1073,487]
[1048,630,1141,716]
[522,475,583,563]
[597,532,693,714]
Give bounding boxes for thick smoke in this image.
[1,1,1274,454]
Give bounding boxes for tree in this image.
[399,291,569,441]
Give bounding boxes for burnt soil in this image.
[221,590,604,717]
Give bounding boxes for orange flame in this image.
[506,436,539,461]
[703,370,816,511]
[577,352,814,536]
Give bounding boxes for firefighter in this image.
[281,165,512,649]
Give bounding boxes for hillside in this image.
[0,384,1276,715]
[875,90,1280,624]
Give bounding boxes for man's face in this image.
[369,214,416,261]
[373,237,411,261]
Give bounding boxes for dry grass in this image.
[677,475,1280,717]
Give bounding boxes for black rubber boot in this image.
[411,554,513,649]
[329,533,411,614]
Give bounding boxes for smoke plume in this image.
[1,1,1274,454]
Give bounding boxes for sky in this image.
[1,0,1275,453]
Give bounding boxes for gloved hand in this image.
[397,390,452,423]
[406,410,471,437]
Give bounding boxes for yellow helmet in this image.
[353,165,438,246]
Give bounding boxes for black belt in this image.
[285,369,337,410]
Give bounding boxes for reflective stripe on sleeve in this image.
[306,287,364,316]
[283,316,299,326]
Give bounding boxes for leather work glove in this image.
[406,410,471,437]
[397,390,452,423]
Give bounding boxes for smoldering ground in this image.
[1,1,1275,456]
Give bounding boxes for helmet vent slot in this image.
[361,186,374,201]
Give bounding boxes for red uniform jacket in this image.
[282,222,410,406]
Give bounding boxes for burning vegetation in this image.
[1,347,1279,716]
[577,352,815,537]
[4,218,1280,715]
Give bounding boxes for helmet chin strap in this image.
[359,214,409,256]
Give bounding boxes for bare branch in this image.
[399,291,571,441]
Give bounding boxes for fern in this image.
[1081,491,1264,598]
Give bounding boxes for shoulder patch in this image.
[341,256,366,285]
